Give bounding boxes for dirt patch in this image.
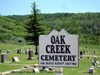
[0,67,33,75]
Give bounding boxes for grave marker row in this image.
[17,49,35,55]
[83,50,89,54]
[0,49,35,63]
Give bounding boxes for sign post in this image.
[56,67,63,75]
[39,29,79,74]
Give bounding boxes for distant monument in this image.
[28,50,35,60]
[80,51,83,59]
[25,49,29,54]
[17,50,21,54]
[7,50,11,53]
[94,50,96,54]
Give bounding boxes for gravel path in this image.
[83,55,100,57]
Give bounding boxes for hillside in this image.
[0,15,27,44]
[40,13,100,44]
[2,13,100,45]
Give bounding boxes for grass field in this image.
[0,44,100,75]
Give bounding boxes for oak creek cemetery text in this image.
[40,35,76,66]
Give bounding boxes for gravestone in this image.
[79,57,81,60]
[1,53,8,63]
[48,67,53,70]
[87,50,89,53]
[80,55,83,59]
[0,50,1,54]
[7,50,11,53]
[40,67,49,72]
[80,51,83,59]
[12,57,20,62]
[87,56,89,59]
[41,67,46,71]
[44,68,49,72]
[92,61,96,66]
[94,50,96,54]
[21,49,24,52]
[94,56,97,64]
[89,68,94,74]
[17,50,21,54]
[33,67,40,73]
[25,49,29,54]
[80,51,83,56]
[83,50,86,54]
[28,50,35,60]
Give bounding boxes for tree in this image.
[25,2,45,55]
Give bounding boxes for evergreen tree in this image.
[25,2,45,55]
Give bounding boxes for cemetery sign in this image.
[39,29,79,67]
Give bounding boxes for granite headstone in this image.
[1,53,8,63]
[17,50,21,54]
[28,50,34,60]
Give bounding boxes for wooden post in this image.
[56,67,63,75]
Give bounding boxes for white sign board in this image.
[39,29,79,67]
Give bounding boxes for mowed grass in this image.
[0,44,37,72]
[63,56,100,75]
[9,56,100,75]
[0,44,100,75]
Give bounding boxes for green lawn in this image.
[0,44,36,72]
[0,44,100,75]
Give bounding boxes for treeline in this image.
[40,13,100,44]
[0,12,100,45]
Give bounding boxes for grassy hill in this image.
[0,15,27,44]
[0,12,100,45]
[6,13,100,45]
